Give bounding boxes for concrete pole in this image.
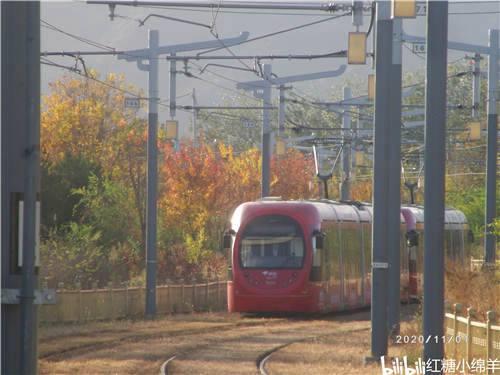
[261,64,272,197]
[387,17,402,336]
[341,86,352,201]
[192,88,198,147]
[170,53,176,119]
[278,85,286,135]
[352,115,359,173]
[370,0,392,359]
[423,0,448,367]
[485,29,498,263]
[472,53,481,119]
[145,29,159,318]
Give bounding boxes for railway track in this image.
[40,317,287,361]
[160,319,369,375]
[41,310,377,374]
[256,327,370,375]
[158,320,315,374]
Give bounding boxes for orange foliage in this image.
[158,142,317,241]
[350,179,372,202]
[272,149,316,199]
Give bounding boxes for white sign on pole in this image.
[124,97,140,109]
[411,42,426,54]
[243,119,255,129]
[18,201,41,267]
[416,2,427,16]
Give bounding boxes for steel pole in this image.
[170,53,177,119]
[261,64,272,198]
[192,88,198,147]
[20,3,40,374]
[341,86,351,201]
[370,0,392,359]
[485,29,498,264]
[387,17,402,337]
[423,0,448,368]
[278,85,285,135]
[472,53,481,119]
[145,29,159,318]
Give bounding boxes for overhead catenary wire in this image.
[41,20,117,52]
[184,69,261,103]
[41,57,186,111]
[196,12,351,56]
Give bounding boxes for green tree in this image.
[40,222,105,288]
[41,154,101,234]
[74,174,142,250]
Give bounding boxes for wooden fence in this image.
[470,257,500,272]
[445,303,500,371]
[40,281,228,323]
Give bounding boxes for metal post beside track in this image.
[370,0,392,360]
[423,0,448,369]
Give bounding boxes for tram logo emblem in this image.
[262,271,277,279]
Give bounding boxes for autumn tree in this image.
[41,72,148,246]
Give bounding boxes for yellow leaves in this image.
[41,72,142,174]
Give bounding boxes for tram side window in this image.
[446,229,453,259]
[363,223,371,279]
[341,225,360,283]
[450,229,463,260]
[324,224,341,284]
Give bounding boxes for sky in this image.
[40,1,500,138]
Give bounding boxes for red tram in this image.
[225,198,470,313]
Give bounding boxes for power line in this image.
[140,5,339,17]
[188,61,261,102]
[197,12,351,56]
[41,20,116,52]
[449,11,500,15]
[41,57,179,111]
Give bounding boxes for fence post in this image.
[216,279,220,309]
[165,284,170,313]
[124,282,129,317]
[108,281,114,320]
[205,282,209,311]
[57,282,65,322]
[453,303,462,359]
[75,282,82,322]
[181,283,185,312]
[192,281,196,312]
[466,307,475,363]
[92,281,98,320]
[486,310,496,374]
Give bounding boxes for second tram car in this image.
[225,198,470,313]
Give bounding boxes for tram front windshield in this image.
[239,215,305,269]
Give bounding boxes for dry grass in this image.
[445,262,500,319]
[39,312,250,358]
[267,306,421,375]
[267,326,377,375]
[39,311,381,375]
[39,312,285,374]
[389,307,424,365]
[44,302,487,374]
[169,319,358,375]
